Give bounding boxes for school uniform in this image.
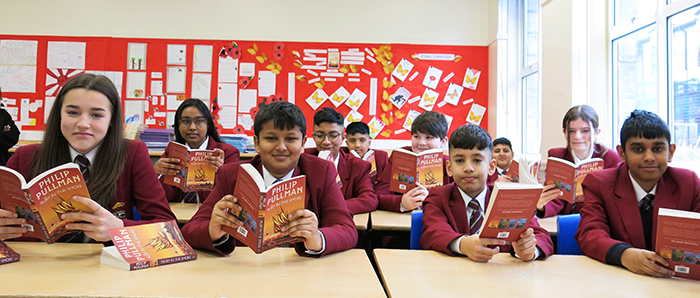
[576,163,700,265]
[181,153,357,257]
[421,183,554,258]
[340,147,389,189]
[305,148,378,214]
[159,138,240,203]
[541,144,621,217]
[6,141,176,227]
[375,146,453,212]
[0,108,19,166]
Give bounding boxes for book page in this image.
[226,165,264,251]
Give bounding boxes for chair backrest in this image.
[556,213,582,255]
[133,207,142,221]
[410,210,424,250]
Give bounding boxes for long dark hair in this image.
[562,104,608,155]
[172,98,222,144]
[29,73,128,208]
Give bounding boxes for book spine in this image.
[156,253,197,266]
[24,191,51,242]
[256,193,266,254]
[0,255,20,265]
[130,261,151,271]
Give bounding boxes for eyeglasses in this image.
[179,118,207,127]
[313,132,341,141]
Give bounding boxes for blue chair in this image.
[410,210,424,250]
[133,207,142,221]
[556,213,582,255]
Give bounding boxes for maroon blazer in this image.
[543,144,621,217]
[159,139,240,202]
[340,147,389,188]
[376,146,453,212]
[421,183,553,258]
[181,153,357,257]
[305,148,378,214]
[576,163,700,264]
[5,141,176,227]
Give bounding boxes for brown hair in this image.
[562,104,608,155]
[29,73,128,208]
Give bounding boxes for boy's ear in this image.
[441,137,448,148]
[253,135,260,153]
[445,158,453,177]
[669,143,676,162]
[616,144,625,163]
[488,158,497,176]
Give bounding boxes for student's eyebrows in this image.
[90,107,107,111]
[628,142,645,147]
[652,141,668,146]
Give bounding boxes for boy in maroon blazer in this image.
[375,111,453,212]
[304,108,377,215]
[344,121,389,190]
[181,102,357,257]
[422,124,553,261]
[576,110,700,277]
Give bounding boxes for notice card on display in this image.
[167,44,187,65]
[218,57,238,83]
[47,41,86,69]
[193,45,213,72]
[191,73,212,100]
[167,67,186,93]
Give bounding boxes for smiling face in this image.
[447,146,496,198]
[618,136,676,192]
[346,132,371,158]
[492,144,514,170]
[565,118,599,159]
[60,88,112,155]
[179,106,208,149]
[313,122,344,160]
[411,132,446,153]
[254,121,307,179]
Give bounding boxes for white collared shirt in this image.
[572,147,595,164]
[496,166,508,176]
[628,170,658,207]
[69,145,99,170]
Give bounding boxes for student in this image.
[537,105,621,217]
[487,137,515,186]
[0,87,20,166]
[576,110,700,277]
[0,74,175,242]
[344,121,389,189]
[305,108,377,214]
[375,111,453,212]
[153,98,240,203]
[181,101,357,256]
[421,124,553,261]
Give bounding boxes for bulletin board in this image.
[0,35,488,140]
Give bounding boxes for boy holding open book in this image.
[421,124,553,262]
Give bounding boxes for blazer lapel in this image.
[613,164,646,248]
[651,172,679,246]
[448,184,470,234]
[337,150,350,193]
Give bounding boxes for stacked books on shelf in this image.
[221,135,250,153]
[139,128,174,151]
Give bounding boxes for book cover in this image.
[389,148,443,193]
[0,240,20,265]
[478,182,544,242]
[101,220,197,271]
[544,157,603,203]
[656,208,700,280]
[0,163,92,243]
[223,163,306,254]
[163,141,220,192]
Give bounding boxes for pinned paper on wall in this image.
[390,86,411,109]
[466,103,486,125]
[442,83,464,106]
[329,86,350,108]
[344,109,363,127]
[306,89,328,110]
[46,68,83,96]
[20,98,40,126]
[462,67,481,90]
[151,80,163,96]
[47,41,86,69]
[167,44,187,65]
[193,45,213,72]
[167,66,186,93]
[444,114,454,130]
[85,70,124,97]
[124,100,144,124]
[166,94,184,111]
[0,39,38,66]
[239,63,255,77]
[238,89,257,114]
[218,56,238,83]
[191,73,212,99]
[218,106,237,129]
[418,88,439,111]
[422,66,443,90]
[238,114,254,130]
[403,109,421,131]
[218,83,238,106]
[127,43,147,70]
[392,58,414,82]
[126,71,147,99]
[367,116,386,139]
[0,65,36,93]
[345,88,366,110]
[258,71,276,97]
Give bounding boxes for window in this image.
[521,0,540,155]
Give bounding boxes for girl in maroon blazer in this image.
[0,74,175,242]
[537,105,621,217]
[153,98,240,203]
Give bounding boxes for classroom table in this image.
[370,210,412,231]
[374,249,700,298]
[2,242,385,298]
[354,212,370,231]
[538,215,558,236]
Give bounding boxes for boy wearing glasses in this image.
[304,108,378,214]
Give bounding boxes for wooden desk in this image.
[169,202,199,225]
[3,242,385,298]
[374,249,700,298]
[538,215,558,236]
[354,212,370,231]
[371,210,412,231]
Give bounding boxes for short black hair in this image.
[346,121,370,136]
[253,101,306,137]
[619,109,671,152]
[449,124,493,157]
[493,137,512,151]
[313,107,344,127]
[412,111,448,139]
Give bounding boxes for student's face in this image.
[447,147,496,198]
[493,144,514,170]
[313,122,344,159]
[254,121,307,179]
[617,136,676,192]
[60,88,112,155]
[179,106,208,149]
[345,132,371,158]
[411,132,446,153]
[564,118,599,158]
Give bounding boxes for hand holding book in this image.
[0,208,28,240]
[61,195,125,242]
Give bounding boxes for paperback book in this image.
[389,148,443,193]
[163,141,221,192]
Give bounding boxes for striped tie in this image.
[641,193,654,212]
[74,154,90,183]
[468,198,483,235]
[183,191,198,203]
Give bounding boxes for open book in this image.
[656,208,700,280]
[0,163,92,243]
[163,141,221,192]
[389,148,443,193]
[506,155,541,185]
[544,157,604,203]
[350,149,378,177]
[478,182,544,242]
[223,163,306,254]
[101,220,197,271]
[0,240,20,265]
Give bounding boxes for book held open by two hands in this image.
[0,163,92,243]
[544,157,604,203]
[477,182,544,242]
[223,163,306,254]
[389,148,443,193]
[162,141,221,192]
